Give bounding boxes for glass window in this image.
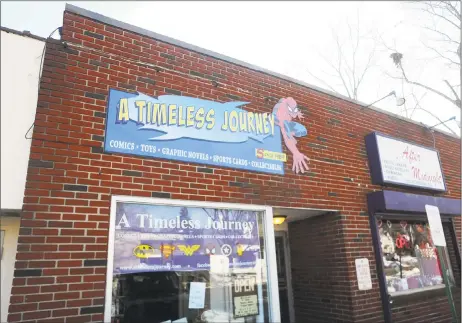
[378,219,454,294]
[110,202,272,323]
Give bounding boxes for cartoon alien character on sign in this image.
[273,97,309,174]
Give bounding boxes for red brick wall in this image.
[7,9,461,323]
[288,214,383,322]
[391,292,461,323]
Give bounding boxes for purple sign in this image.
[113,202,261,274]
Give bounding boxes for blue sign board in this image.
[113,202,261,274]
[104,89,310,175]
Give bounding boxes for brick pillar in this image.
[288,213,355,322]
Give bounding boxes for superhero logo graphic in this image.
[236,242,244,256]
[221,244,232,257]
[177,245,201,256]
[160,244,175,259]
[133,244,155,259]
[205,245,216,256]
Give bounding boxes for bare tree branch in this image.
[333,32,354,99]
[305,70,342,94]
[419,4,460,30]
[306,14,377,101]
[422,26,459,44]
[444,80,461,100]
[436,1,461,22]
[398,60,460,107]
[356,42,376,91]
[421,42,461,66]
[409,92,427,119]
[403,94,458,135]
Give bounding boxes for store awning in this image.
[367,190,460,216]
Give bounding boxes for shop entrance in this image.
[106,197,282,323]
[272,207,339,323]
[275,232,293,323]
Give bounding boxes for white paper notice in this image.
[172,318,187,323]
[425,205,446,246]
[188,282,206,309]
[210,254,229,273]
[355,258,372,290]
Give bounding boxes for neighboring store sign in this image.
[355,258,372,291]
[104,89,310,175]
[232,274,259,318]
[425,205,446,247]
[365,132,446,191]
[112,202,261,274]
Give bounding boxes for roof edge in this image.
[0,209,22,217]
[1,26,47,42]
[64,3,460,140]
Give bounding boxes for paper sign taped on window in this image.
[425,205,446,247]
[188,282,206,309]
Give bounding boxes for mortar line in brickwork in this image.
[63,41,288,101]
[59,41,451,142]
[66,41,228,87]
[58,41,461,143]
[52,42,462,142]
[29,137,101,150]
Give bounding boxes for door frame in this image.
[104,195,281,323]
[275,231,295,323]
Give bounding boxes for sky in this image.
[1,1,460,136]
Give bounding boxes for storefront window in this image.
[378,219,454,294]
[109,201,273,323]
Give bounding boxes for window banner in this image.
[113,202,261,274]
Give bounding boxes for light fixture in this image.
[395,97,406,106]
[273,215,287,225]
[361,91,406,110]
[428,116,456,130]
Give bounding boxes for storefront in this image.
[106,197,280,323]
[5,4,461,323]
[365,132,461,322]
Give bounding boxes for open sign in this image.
[232,274,259,318]
[234,275,256,293]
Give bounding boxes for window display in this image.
[378,219,454,294]
[109,201,273,323]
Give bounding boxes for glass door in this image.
[105,198,280,323]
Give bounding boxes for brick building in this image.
[5,4,461,323]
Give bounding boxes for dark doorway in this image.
[275,233,293,323]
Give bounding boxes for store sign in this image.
[232,274,259,318]
[365,132,446,191]
[104,89,310,175]
[112,202,261,274]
